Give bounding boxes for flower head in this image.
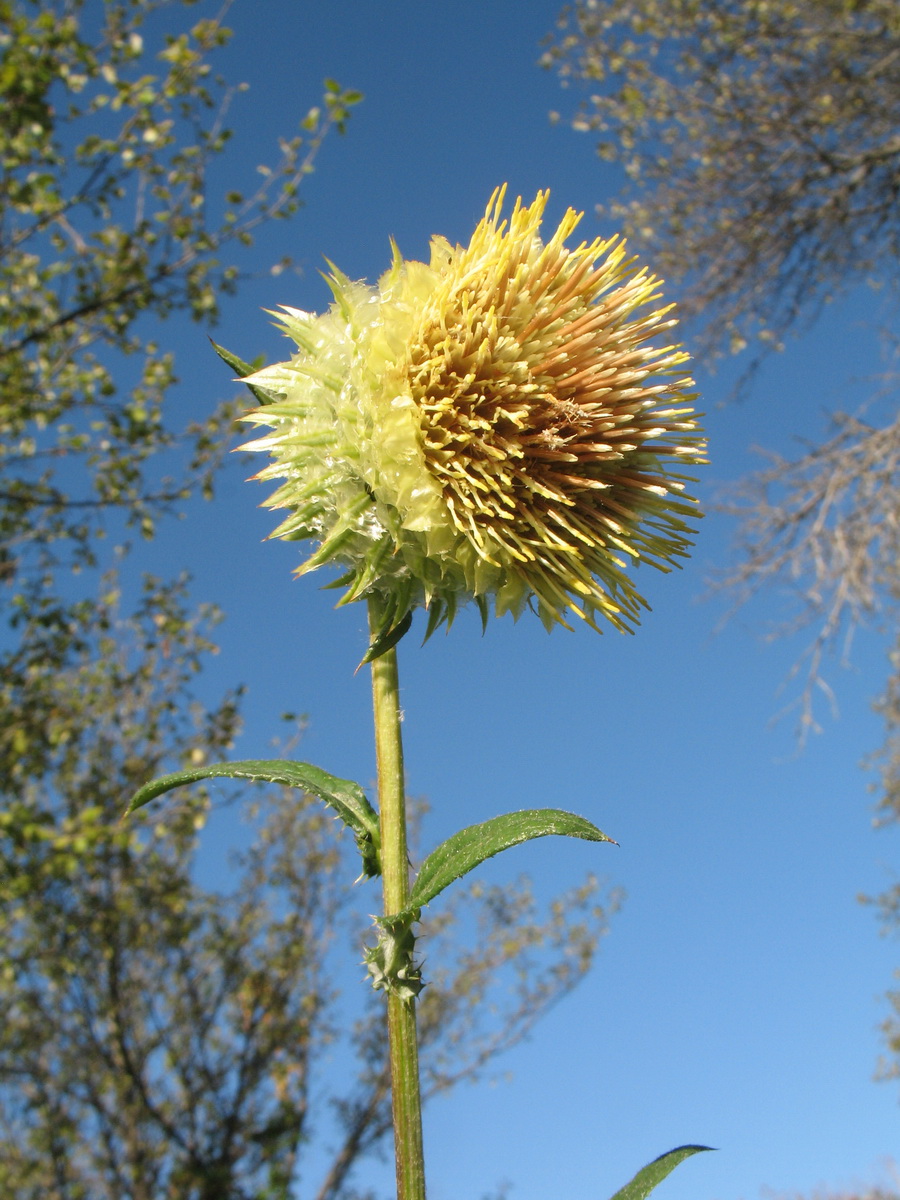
[240,187,706,637]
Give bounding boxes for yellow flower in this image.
[240,187,706,637]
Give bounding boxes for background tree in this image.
[0,0,360,584]
[543,0,900,358]
[544,0,900,1078]
[0,0,359,823]
[0,577,617,1200]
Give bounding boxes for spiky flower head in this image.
[240,187,706,639]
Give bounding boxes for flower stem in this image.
[368,597,427,1200]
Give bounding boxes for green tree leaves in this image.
[0,0,361,584]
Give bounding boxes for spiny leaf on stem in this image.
[608,1144,714,1200]
[125,758,381,878]
[403,808,616,915]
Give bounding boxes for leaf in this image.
[360,609,413,667]
[125,759,381,877]
[405,808,615,913]
[210,339,278,405]
[608,1145,714,1200]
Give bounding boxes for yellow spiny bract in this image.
[240,187,706,636]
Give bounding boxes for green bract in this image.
[240,187,706,636]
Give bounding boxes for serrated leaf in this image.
[125,759,381,877]
[405,808,615,913]
[210,339,278,405]
[608,1145,714,1200]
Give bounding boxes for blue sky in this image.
[121,2,899,1197]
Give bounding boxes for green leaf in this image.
[405,808,615,913]
[210,339,278,405]
[608,1145,714,1200]
[360,609,413,667]
[125,759,381,877]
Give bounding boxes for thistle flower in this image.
[240,187,706,637]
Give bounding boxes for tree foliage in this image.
[717,402,900,734]
[543,0,900,355]
[0,0,360,586]
[0,578,619,1200]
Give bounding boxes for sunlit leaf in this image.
[608,1145,714,1200]
[126,759,381,877]
[406,808,615,913]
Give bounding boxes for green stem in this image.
[368,597,427,1200]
